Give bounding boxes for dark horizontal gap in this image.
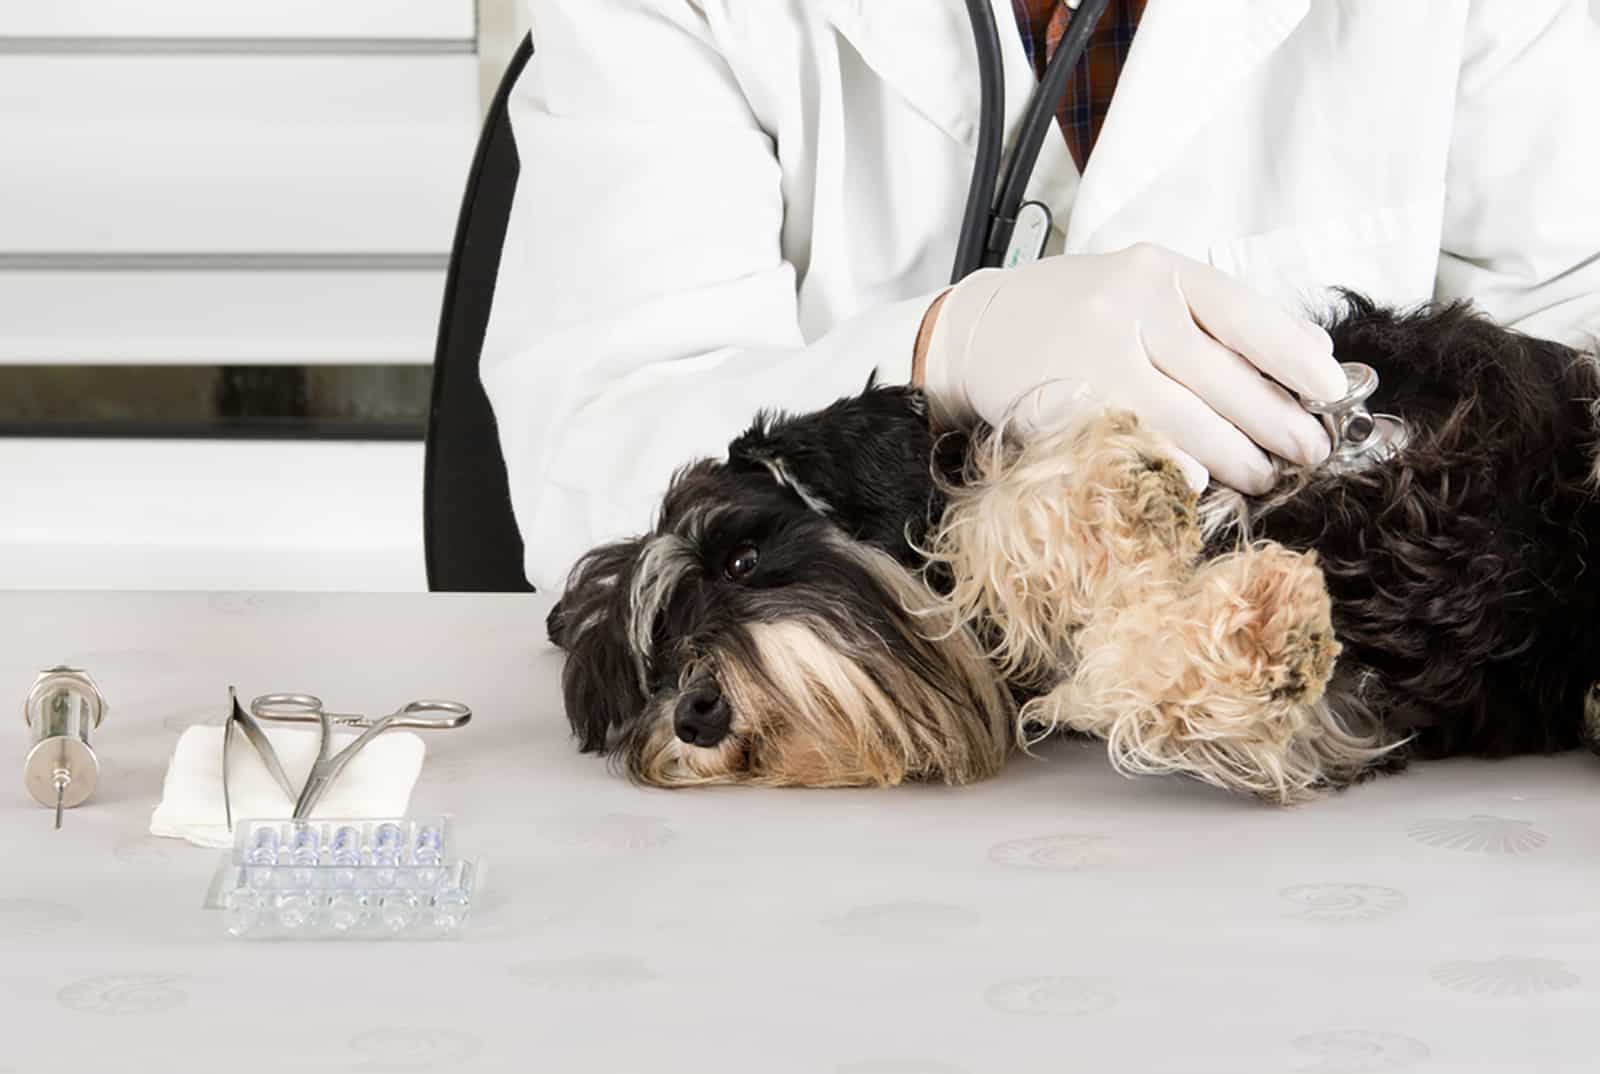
[0,419,424,441]
[0,36,476,56]
[0,364,430,441]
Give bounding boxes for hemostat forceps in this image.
[223,689,470,828]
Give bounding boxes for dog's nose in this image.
[674,680,732,748]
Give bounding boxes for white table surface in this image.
[2,591,1597,1074]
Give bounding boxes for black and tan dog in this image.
[549,295,1600,802]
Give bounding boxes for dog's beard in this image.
[620,541,1013,788]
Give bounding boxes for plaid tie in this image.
[1012,0,1149,170]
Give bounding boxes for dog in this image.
[548,294,1600,801]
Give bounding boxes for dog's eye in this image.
[724,544,760,581]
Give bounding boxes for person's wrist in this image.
[912,291,951,386]
[918,270,1009,429]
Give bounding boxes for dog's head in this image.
[547,385,1011,787]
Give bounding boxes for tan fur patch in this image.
[925,411,1201,688]
[933,409,1398,802]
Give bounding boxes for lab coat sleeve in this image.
[1434,0,1600,347]
[483,0,938,593]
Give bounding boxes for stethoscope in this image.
[951,0,1114,283]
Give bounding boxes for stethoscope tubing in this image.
[952,0,1115,283]
[952,0,1008,283]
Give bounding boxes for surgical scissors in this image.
[222,689,470,828]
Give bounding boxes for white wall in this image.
[0,439,425,591]
[0,3,480,591]
[478,0,532,111]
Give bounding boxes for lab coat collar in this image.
[821,0,1311,250]
[818,0,992,149]
[821,0,1081,235]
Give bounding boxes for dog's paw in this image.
[1041,540,1345,802]
[1191,543,1340,705]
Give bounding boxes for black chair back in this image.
[424,34,538,592]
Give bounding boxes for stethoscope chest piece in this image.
[1301,362,1410,473]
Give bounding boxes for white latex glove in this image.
[919,243,1348,494]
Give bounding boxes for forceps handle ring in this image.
[250,693,328,720]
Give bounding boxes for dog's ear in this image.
[727,382,938,557]
[545,599,569,648]
[552,537,650,753]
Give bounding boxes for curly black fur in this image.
[724,377,952,566]
[1236,294,1600,761]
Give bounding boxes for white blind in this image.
[0,3,475,41]
[0,1,479,365]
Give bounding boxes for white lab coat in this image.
[483,0,1600,592]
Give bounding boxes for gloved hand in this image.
[916,243,1348,494]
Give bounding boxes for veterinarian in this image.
[482,0,1600,592]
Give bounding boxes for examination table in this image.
[2,591,1596,1072]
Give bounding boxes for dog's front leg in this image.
[928,410,1202,689]
[1025,542,1389,803]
